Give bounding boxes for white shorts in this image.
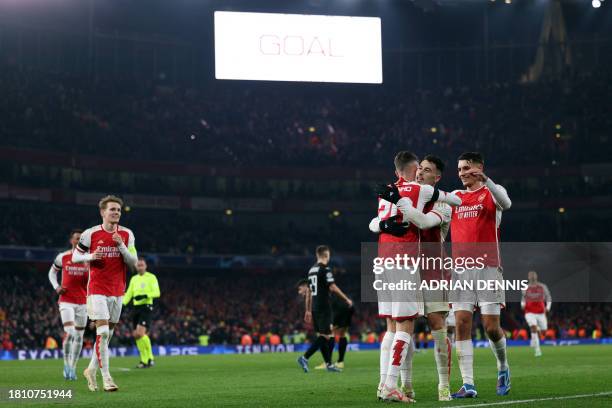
[450,266,505,311]
[378,301,392,318]
[59,302,88,327]
[525,312,547,331]
[446,310,456,327]
[376,264,423,321]
[87,295,123,323]
[452,302,501,315]
[424,302,449,315]
[390,266,423,321]
[422,285,449,315]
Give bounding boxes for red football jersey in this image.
[76,225,135,297]
[451,185,503,267]
[420,201,452,282]
[52,250,89,304]
[523,283,551,314]
[376,178,435,258]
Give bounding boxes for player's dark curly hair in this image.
[422,154,445,174]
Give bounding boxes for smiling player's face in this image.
[417,160,440,186]
[101,202,122,225]
[458,159,482,187]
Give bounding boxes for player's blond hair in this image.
[98,195,124,210]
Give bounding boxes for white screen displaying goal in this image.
[214,11,382,84]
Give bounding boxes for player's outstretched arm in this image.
[395,201,442,230]
[436,189,462,206]
[72,248,100,263]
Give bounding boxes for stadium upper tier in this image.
[1,65,610,168]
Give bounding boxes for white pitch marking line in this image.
[452,391,612,407]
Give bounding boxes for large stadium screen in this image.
[214,11,382,84]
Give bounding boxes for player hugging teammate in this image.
[370,151,512,402]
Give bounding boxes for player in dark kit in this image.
[314,268,355,370]
[297,245,352,373]
[331,292,354,369]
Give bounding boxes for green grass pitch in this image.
[1,345,611,407]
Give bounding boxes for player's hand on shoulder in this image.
[375,183,401,204]
[379,215,409,237]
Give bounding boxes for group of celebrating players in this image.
[46,157,552,401]
[295,151,513,402]
[48,195,159,392]
[368,151,512,402]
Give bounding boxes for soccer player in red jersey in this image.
[448,152,512,398]
[72,195,137,392]
[393,155,453,401]
[369,151,461,403]
[521,270,552,357]
[48,229,89,381]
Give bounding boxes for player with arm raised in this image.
[73,195,137,392]
[449,152,512,398]
[521,271,551,357]
[369,151,461,403]
[48,229,89,381]
[297,245,352,373]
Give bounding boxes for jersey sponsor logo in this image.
[478,193,486,202]
[64,264,87,276]
[398,186,412,193]
[95,246,122,258]
[455,204,484,220]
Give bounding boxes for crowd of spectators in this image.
[1,199,610,255]
[0,201,361,255]
[0,269,609,351]
[1,63,611,170]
